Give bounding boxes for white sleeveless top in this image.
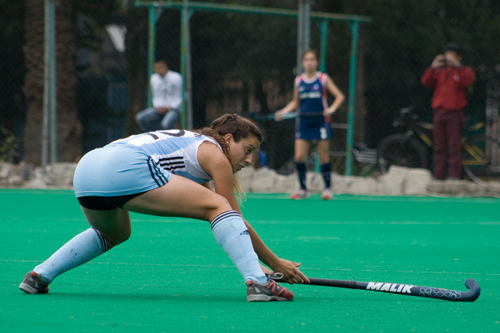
[114,129,222,184]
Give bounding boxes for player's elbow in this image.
[337,93,345,104]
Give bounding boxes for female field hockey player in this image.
[275,49,345,200]
[19,114,309,302]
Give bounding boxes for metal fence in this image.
[135,1,370,174]
[1,0,498,178]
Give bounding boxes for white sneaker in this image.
[321,188,333,200]
[290,189,309,200]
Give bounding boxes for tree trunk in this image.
[22,0,44,165]
[55,0,82,162]
[23,0,81,165]
[125,3,148,136]
[346,0,368,146]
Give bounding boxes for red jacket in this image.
[421,66,475,111]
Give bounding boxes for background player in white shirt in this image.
[135,58,183,131]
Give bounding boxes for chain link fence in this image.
[1,0,499,178]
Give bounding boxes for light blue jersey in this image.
[73,130,221,198]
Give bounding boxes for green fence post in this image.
[134,1,371,176]
[147,7,161,107]
[318,18,329,73]
[180,2,195,129]
[345,20,359,176]
[314,18,329,173]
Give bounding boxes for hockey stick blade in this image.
[271,276,480,302]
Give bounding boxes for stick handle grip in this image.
[308,278,358,289]
[272,277,358,289]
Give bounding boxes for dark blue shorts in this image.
[295,115,333,140]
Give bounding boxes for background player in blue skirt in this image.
[19,114,309,302]
[275,49,345,200]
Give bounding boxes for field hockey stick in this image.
[271,275,480,302]
[251,111,298,121]
[251,111,326,121]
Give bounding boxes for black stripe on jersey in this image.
[158,156,183,162]
[159,156,186,170]
[148,157,168,187]
[155,160,169,184]
[210,210,241,230]
[160,162,185,169]
[159,160,185,165]
[161,166,185,172]
[147,157,162,186]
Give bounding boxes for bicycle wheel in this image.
[377,135,428,174]
[462,135,500,183]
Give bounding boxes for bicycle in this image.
[376,105,500,184]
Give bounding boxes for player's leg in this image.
[19,207,130,294]
[291,139,312,199]
[317,139,333,200]
[135,107,163,132]
[446,111,465,180]
[23,173,223,293]
[82,207,132,248]
[124,174,270,285]
[317,139,331,165]
[123,174,228,221]
[20,145,137,294]
[295,138,311,164]
[125,175,294,301]
[432,111,447,180]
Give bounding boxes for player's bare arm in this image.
[275,85,300,121]
[324,76,345,116]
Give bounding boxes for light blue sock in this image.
[211,211,268,284]
[34,228,109,283]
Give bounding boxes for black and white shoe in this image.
[19,271,49,294]
[246,275,294,302]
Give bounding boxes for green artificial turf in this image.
[1,189,499,332]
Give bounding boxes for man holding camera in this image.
[421,43,475,180]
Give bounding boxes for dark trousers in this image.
[432,109,465,180]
